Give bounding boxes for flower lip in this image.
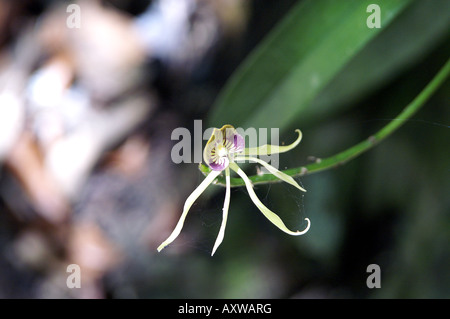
[203,125,244,171]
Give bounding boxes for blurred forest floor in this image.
[0,0,261,298]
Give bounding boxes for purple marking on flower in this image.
[208,157,229,171]
[233,134,245,153]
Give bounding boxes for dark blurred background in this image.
[0,0,448,298]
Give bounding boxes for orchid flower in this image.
[157,125,310,256]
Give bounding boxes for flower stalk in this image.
[202,58,450,188]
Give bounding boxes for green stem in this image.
[201,58,450,187]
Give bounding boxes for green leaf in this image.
[207,0,414,130]
[305,0,450,123]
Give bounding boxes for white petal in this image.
[157,170,221,252]
[235,156,306,192]
[242,129,302,156]
[211,167,231,256]
[229,163,310,236]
